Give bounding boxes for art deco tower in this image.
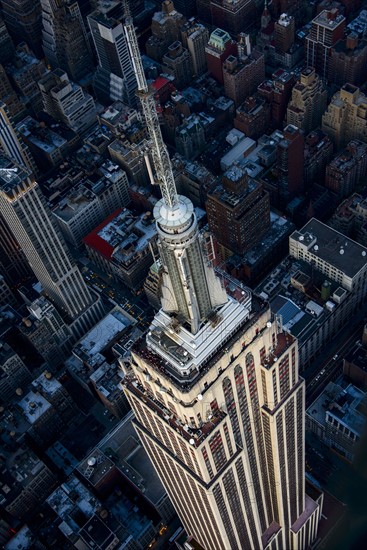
[0,101,37,176]
[0,155,104,337]
[123,10,322,550]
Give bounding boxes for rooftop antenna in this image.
[123,1,178,209]
[0,167,18,173]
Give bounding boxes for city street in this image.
[304,313,366,407]
[80,260,155,332]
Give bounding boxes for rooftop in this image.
[47,475,98,528]
[291,494,318,534]
[220,136,256,170]
[307,381,367,436]
[18,391,51,424]
[5,526,34,549]
[211,176,258,208]
[333,34,367,55]
[237,212,293,267]
[0,154,30,196]
[98,411,166,504]
[132,294,269,393]
[32,371,63,397]
[312,9,345,29]
[83,208,156,263]
[80,515,122,550]
[347,9,367,36]
[290,218,367,278]
[53,164,127,222]
[145,295,251,382]
[327,140,367,172]
[73,307,131,367]
[17,116,67,152]
[256,254,344,345]
[345,341,367,372]
[77,448,115,486]
[89,362,125,399]
[2,445,49,494]
[207,28,232,50]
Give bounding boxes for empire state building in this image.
[122,8,322,550]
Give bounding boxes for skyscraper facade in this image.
[181,19,209,77]
[41,0,93,82]
[286,67,327,134]
[322,84,367,150]
[0,212,32,287]
[274,13,295,54]
[162,41,192,89]
[328,33,367,87]
[1,0,43,57]
[223,39,265,107]
[205,28,237,85]
[0,15,15,64]
[125,293,322,549]
[146,0,186,63]
[276,124,305,201]
[38,69,97,135]
[325,140,367,198]
[0,154,104,336]
[206,165,270,256]
[305,8,345,79]
[88,1,137,106]
[210,0,256,35]
[0,101,38,175]
[123,12,322,550]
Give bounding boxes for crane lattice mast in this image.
[123,7,178,209]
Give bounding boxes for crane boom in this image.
[124,13,178,209]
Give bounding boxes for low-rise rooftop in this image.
[84,208,157,264]
[18,391,51,424]
[307,381,366,436]
[32,371,63,397]
[256,254,345,345]
[290,218,367,279]
[72,307,132,368]
[99,411,166,504]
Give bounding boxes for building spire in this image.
[124,12,227,334]
[124,5,178,209]
[261,0,271,29]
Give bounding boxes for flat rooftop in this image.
[307,381,366,435]
[18,391,51,424]
[77,447,115,486]
[47,475,98,528]
[345,342,367,372]
[73,307,131,367]
[256,255,344,345]
[3,446,49,493]
[32,371,62,396]
[290,218,367,278]
[99,411,166,504]
[312,9,345,29]
[347,9,367,35]
[89,362,125,398]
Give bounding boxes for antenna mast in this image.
[123,4,178,209]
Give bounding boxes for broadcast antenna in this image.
[123,1,178,209]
